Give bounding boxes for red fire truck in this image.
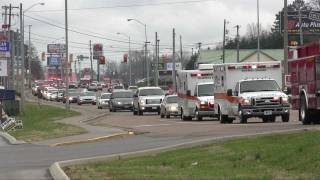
[289,42,320,125]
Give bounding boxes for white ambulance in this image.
[177,68,217,121]
[212,62,290,124]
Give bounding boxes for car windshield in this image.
[69,92,80,97]
[240,80,280,93]
[49,90,58,93]
[114,86,123,89]
[198,84,214,97]
[83,92,96,96]
[129,86,137,89]
[139,89,164,96]
[166,96,178,103]
[90,84,96,86]
[101,94,111,99]
[113,92,133,98]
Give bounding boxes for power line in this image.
[24,14,145,46]
[30,0,216,12]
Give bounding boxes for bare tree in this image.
[308,0,320,10]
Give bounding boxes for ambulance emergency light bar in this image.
[227,64,280,70]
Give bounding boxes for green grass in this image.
[64,131,320,180]
[10,103,87,142]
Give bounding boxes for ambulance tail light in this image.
[257,65,266,69]
[272,64,280,68]
[228,66,236,70]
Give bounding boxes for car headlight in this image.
[242,98,251,105]
[170,105,177,111]
[200,101,207,105]
[69,97,73,101]
[282,97,289,104]
[140,99,145,105]
[117,101,122,105]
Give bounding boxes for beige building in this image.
[198,49,284,64]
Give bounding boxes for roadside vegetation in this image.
[64,130,320,180]
[10,103,86,142]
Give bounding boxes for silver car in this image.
[98,93,111,109]
[109,90,134,112]
[160,95,179,119]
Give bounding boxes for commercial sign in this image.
[0,60,7,76]
[47,56,61,66]
[166,62,182,71]
[282,11,320,34]
[93,44,103,59]
[0,89,15,100]
[0,41,10,57]
[47,44,66,54]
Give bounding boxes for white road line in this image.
[134,124,171,128]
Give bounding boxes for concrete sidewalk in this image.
[34,112,126,146]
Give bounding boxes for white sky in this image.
[1,0,296,69]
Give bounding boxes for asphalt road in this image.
[1,91,319,179]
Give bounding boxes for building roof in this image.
[198,49,284,64]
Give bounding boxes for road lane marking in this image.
[134,124,171,128]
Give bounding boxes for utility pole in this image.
[172,28,176,93]
[299,8,304,46]
[97,57,100,82]
[257,0,261,62]
[128,36,132,86]
[223,19,226,64]
[284,0,289,81]
[28,25,32,88]
[155,32,159,86]
[65,0,70,110]
[235,25,240,63]
[180,35,183,62]
[89,40,93,82]
[19,3,25,113]
[8,4,13,89]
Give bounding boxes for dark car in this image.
[109,90,134,112]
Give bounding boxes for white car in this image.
[77,92,97,105]
[133,87,165,116]
[98,93,112,109]
[44,88,58,100]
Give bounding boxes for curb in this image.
[0,132,25,145]
[49,127,319,180]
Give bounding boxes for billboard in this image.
[47,56,61,66]
[47,44,66,54]
[93,43,103,59]
[282,11,320,34]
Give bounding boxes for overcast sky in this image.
[1,0,295,68]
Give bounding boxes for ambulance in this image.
[212,62,290,124]
[177,66,217,121]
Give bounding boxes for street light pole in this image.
[284,0,289,82]
[28,25,32,88]
[127,18,149,86]
[257,0,260,62]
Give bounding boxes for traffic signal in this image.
[41,52,46,61]
[123,54,128,63]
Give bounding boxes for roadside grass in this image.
[10,103,87,142]
[64,130,320,180]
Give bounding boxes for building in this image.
[198,49,284,64]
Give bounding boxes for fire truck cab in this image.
[288,42,320,124]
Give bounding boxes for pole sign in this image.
[0,41,10,58]
[93,44,103,59]
[166,63,182,71]
[0,60,7,77]
[47,56,61,66]
[282,11,320,35]
[47,44,66,54]
[0,89,15,100]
